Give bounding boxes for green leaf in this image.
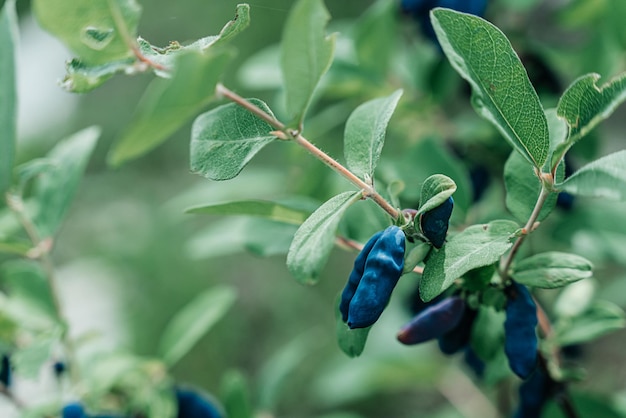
[402,242,431,274]
[109,49,232,166]
[34,126,100,238]
[60,57,134,93]
[0,0,17,198]
[416,174,457,215]
[13,330,61,378]
[353,0,397,78]
[470,305,505,362]
[287,191,362,285]
[190,99,277,181]
[0,260,58,321]
[420,220,519,301]
[344,89,403,182]
[0,239,30,256]
[554,279,595,318]
[511,252,593,289]
[560,150,626,200]
[220,370,253,418]
[554,301,625,346]
[186,200,310,225]
[557,72,626,145]
[544,392,624,418]
[33,0,141,65]
[335,295,371,358]
[280,0,335,128]
[504,151,563,223]
[431,8,549,168]
[158,286,236,367]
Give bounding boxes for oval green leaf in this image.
[560,150,626,200]
[287,191,362,285]
[0,0,17,197]
[431,8,549,168]
[416,174,457,215]
[511,252,593,289]
[190,98,278,181]
[344,89,403,182]
[420,220,519,301]
[335,295,371,358]
[158,286,237,367]
[280,0,335,128]
[186,200,310,225]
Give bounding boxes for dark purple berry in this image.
[397,296,466,345]
[346,226,406,329]
[504,282,538,379]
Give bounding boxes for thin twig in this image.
[216,84,400,220]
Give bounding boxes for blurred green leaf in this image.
[560,150,626,200]
[220,370,253,418]
[190,99,277,181]
[13,329,61,378]
[353,0,397,78]
[557,72,626,146]
[158,286,237,367]
[555,301,625,346]
[34,126,100,238]
[335,295,371,357]
[280,0,335,128]
[504,151,562,223]
[33,0,140,65]
[0,239,30,256]
[420,220,519,301]
[287,191,362,285]
[554,279,596,318]
[416,174,457,215]
[511,252,593,289]
[186,200,310,225]
[470,306,505,362]
[109,50,232,166]
[258,329,324,410]
[544,391,624,418]
[0,260,58,321]
[0,0,17,198]
[431,9,549,168]
[344,89,402,182]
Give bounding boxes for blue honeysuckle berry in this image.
[437,303,478,354]
[0,355,10,387]
[401,0,488,44]
[420,196,453,248]
[339,230,384,323]
[463,347,485,378]
[397,296,466,344]
[176,386,224,418]
[513,368,554,418]
[504,282,538,379]
[62,403,86,418]
[346,226,406,329]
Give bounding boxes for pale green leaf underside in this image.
[185,200,310,225]
[417,174,457,215]
[109,50,232,166]
[431,8,549,168]
[344,89,402,181]
[34,126,100,238]
[557,72,626,145]
[158,286,237,367]
[560,150,626,200]
[33,0,141,65]
[0,0,17,197]
[190,99,277,181]
[511,251,593,289]
[280,0,335,128]
[287,191,362,285]
[420,220,519,301]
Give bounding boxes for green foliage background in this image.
[3,0,626,417]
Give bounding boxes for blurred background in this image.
[4,0,626,417]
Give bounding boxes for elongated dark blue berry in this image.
[504,282,538,379]
[513,368,554,418]
[347,226,405,329]
[62,403,86,418]
[0,355,10,387]
[397,296,466,344]
[420,196,453,248]
[339,230,384,323]
[438,304,477,354]
[176,387,224,418]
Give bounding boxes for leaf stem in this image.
[5,193,82,387]
[216,84,399,219]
